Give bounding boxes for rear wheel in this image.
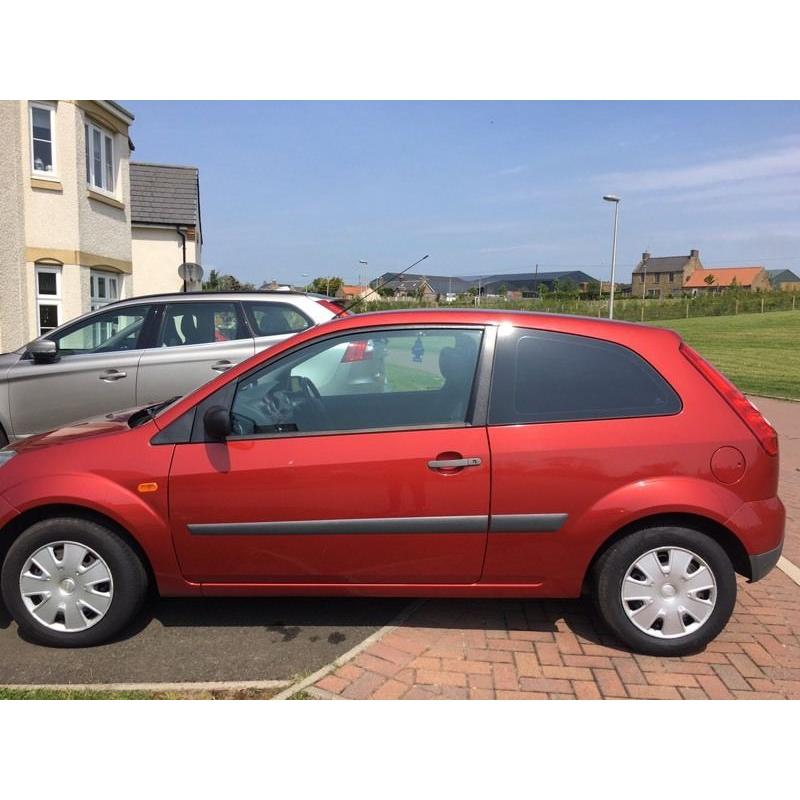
[592,526,737,656]
[1,517,148,647]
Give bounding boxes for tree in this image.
[308,276,344,296]
[202,269,255,292]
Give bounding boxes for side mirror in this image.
[203,405,232,441]
[28,340,58,364]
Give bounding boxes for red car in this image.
[0,310,784,655]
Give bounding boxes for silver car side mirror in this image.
[28,340,58,364]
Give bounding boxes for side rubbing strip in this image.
[188,515,489,536]
[489,513,568,533]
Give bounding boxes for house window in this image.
[35,265,62,336]
[84,121,115,193]
[30,102,56,175]
[90,270,120,311]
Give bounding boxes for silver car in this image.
[0,291,345,444]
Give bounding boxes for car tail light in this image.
[316,299,350,317]
[341,340,373,363]
[680,342,778,457]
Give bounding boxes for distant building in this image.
[766,269,800,292]
[632,250,703,298]
[130,162,203,294]
[372,269,600,300]
[684,266,771,294]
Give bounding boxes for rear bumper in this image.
[725,496,785,559]
[748,539,784,583]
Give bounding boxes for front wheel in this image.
[592,526,737,656]
[1,517,149,647]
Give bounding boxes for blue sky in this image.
[123,101,800,286]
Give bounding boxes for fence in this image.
[358,291,799,322]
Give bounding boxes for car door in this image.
[136,300,255,405]
[167,324,493,584]
[7,303,153,437]
[482,326,683,587]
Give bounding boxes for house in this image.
[767,268,800,292]
[0,100,136,350]
[0,100,206,353]
[684,266,771,294]
[373,275,438,301]
[632,250,702,298]
[130,162,203,294]
[335,284,380,303]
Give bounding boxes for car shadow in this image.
[0,590,633,654]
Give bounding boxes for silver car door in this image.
[7,304,152,437]
[136,300,255,404]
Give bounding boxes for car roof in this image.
[104,290,326,306]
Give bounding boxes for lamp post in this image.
[359,259,368,295]
[602,195,620,320]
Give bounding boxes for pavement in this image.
[0,596,405,684]
[0,395,798,698]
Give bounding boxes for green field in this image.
[653,311,800,399]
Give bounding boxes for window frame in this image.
[84,119,116,195]
[34,264,62,337]
[29,101,57,178]
[487,326,682,427]
[178,324,495,444]
[90,269,121,311]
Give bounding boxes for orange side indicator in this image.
[137,482,159,493]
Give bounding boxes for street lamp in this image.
[602,195,620,320]
[359,259,368,294]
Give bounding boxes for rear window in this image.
[489,328,681,424]
[244,302,312,337]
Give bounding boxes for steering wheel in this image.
[262,376,331,431]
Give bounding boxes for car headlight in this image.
[0,450,17,468]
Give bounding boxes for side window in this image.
[49,305,151,356]
[158,302,245,347]
[229,328,483,437]
[489,328,681,425]
[244,301,312,337]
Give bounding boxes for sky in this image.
[123,101,800,287]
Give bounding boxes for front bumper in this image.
[748,539,784,583]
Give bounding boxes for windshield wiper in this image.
[128,396,182,429]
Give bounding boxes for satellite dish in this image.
[178,262,204,283]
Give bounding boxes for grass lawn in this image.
[652,310,800,400]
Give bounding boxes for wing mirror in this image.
[28,340,58,364]
[203,405,232,441]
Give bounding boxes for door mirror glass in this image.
[28,339,58,364]
[203,405,232,441]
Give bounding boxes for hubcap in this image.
[621,546,717,639]
[19,541,114,632]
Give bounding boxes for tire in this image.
[1,517,148,647]
[592,526,736,657]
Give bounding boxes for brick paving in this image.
[310,396,800,700]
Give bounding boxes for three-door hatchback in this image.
[0,310,785,654]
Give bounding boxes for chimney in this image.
[642,251,650,263]
[690,249,699,259]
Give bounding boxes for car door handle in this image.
[428,457,482,470]
[211,360,234,372]
[99,369,127,382]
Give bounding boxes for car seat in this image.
[435,336,478,421]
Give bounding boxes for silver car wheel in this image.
[621,546,717,639]
[19,541,114,632]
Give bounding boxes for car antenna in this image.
[338,254,430,315]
